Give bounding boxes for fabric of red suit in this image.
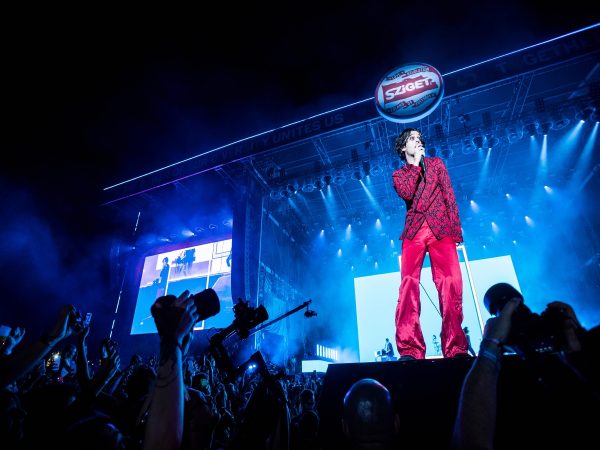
[392,156,468,359]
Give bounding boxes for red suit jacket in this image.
[392,157,463,242]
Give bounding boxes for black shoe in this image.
[452,353,471,359]
[398,355,416,361]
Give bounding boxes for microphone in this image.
[419,153,426,182]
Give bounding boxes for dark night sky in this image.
[2,4,598,334]
[7,5,599,193]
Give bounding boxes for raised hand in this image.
[151,290,199,348]
[46,304,79,343]
[2,326,26,355]
[546,301,584,353]
[483,296,522,344]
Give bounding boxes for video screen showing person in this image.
[130,238,233,335]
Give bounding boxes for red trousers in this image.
[395,221,468,359]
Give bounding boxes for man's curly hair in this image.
[394,128,425,161]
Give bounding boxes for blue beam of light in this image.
[358,180,384,217]
[568,123,599,193]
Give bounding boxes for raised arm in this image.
[143,290,199,450]
[75,325,92,388]
[0,304,77,388]
[452,297,521,450]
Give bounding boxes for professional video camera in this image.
[207,298,269,381]
[207,297,315,383]
[483,282,571,358]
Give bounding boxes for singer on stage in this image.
[392,128,468,360]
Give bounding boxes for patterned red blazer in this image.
[392,156,463,242]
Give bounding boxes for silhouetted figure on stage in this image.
[392,128,468,361]
[182,248,195,275]
[155,256,170,298]
[463,326,476,356]
[432,334,441,355]
[379,338,395,361]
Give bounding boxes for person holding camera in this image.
[142,289,199,450]
[452,293,520,449]
[452,283,600,449]
[155,256,170,298]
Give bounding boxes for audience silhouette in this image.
[2,282,598,450]
[342,378,400,449]
[452,282,600,449]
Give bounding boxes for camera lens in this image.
[191,288,221,322]
[483,282,524,316]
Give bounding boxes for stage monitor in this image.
[130,238,233,335]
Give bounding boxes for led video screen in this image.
[130,238,233,335]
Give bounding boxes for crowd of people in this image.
[0,295,324,450]
[1,283,598,449]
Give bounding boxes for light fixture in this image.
[576,106,594,122]
[551,113,570,130]
[535,97,546,114]
[472,133,485,150]
[485,133,500,149]
[434,123,445,139]
[539,120,552,135]
[302,181,316,193]
[440,144,453,159]
[482,111,494,129]
[506,124,523,143]
[524,120,539,137]
[333,170,347,185]
[461,137,475,154]
[458,113,471,132]
[362,161,371,177]
[370,159,383,176]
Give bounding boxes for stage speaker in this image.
[317,357,472,449]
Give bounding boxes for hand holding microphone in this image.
[418,148,426,182]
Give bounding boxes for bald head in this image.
[342,378,398,445]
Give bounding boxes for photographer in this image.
[142,289,199,450]
[452,283,599,449]
[452,295,520,449]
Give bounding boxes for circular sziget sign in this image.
[374,62,444,123]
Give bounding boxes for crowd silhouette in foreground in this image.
[1,283,598,449]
